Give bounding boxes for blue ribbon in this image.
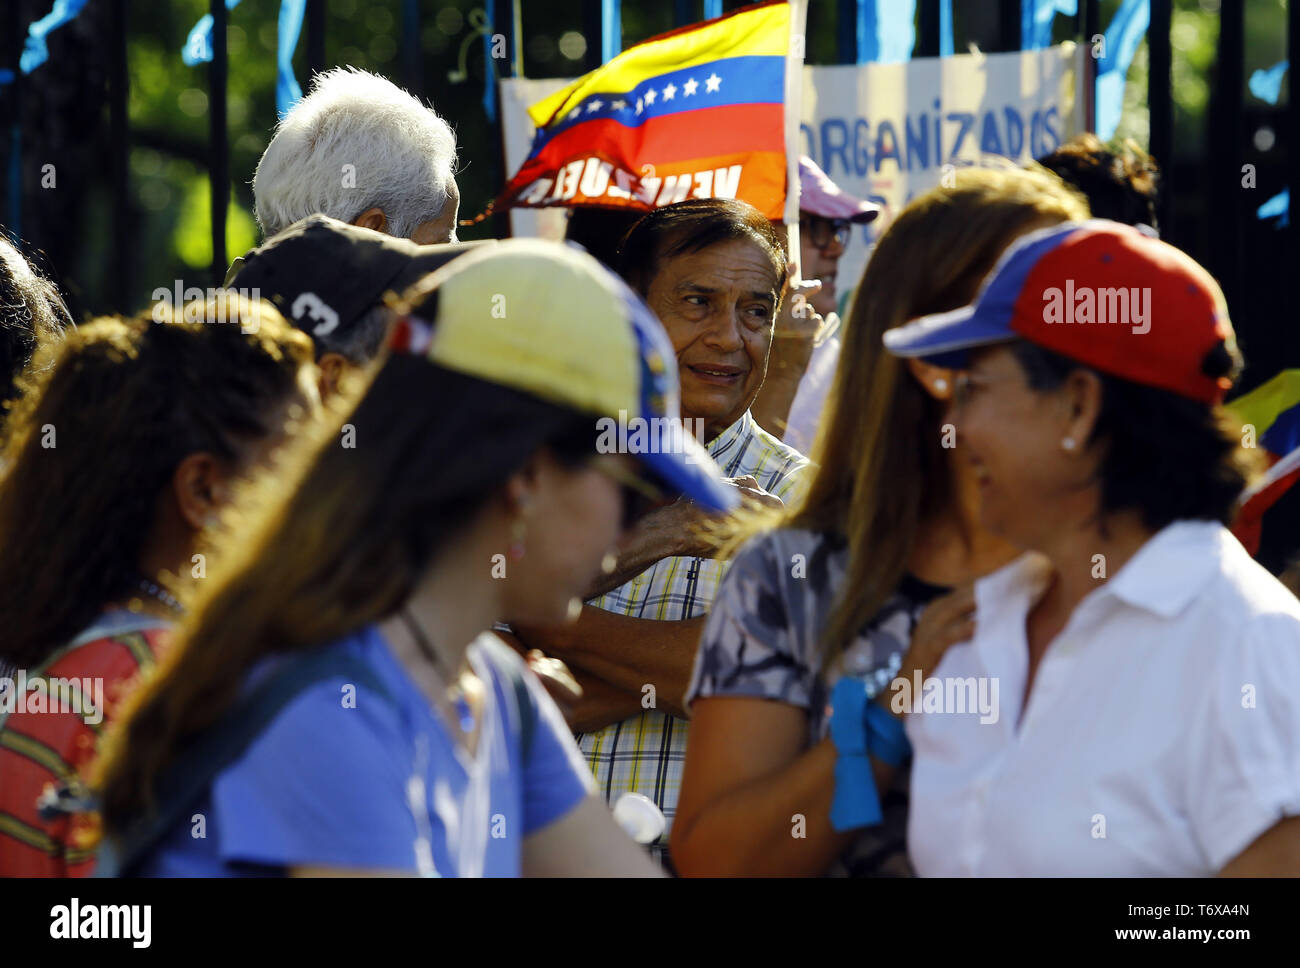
[182,0,243,67]
[858,0,916,64]
[181,0,303,120]
[828,678,912,831]
[1095,0,1149,141]
[482,6,499,124]
[276,0,307,119]
[703,0,722,20]
[1249,60,1289,105]
[939,0,954,57]
[1022,0,1077,52]
[602,0,622,64]
[0,0,92,85]
[1258,189,1290,228]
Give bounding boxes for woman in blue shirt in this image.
[93,241,737,876]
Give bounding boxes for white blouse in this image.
[906,520,1300,876]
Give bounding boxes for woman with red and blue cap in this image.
[91,240,735,877]
[885,219,1300,876]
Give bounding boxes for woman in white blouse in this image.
[884,219,1300,876]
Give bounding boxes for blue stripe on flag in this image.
[1262,405,1300,457]
[530,54,785,152]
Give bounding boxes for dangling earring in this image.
[508,516,528,561]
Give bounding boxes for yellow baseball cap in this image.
[389,239,738,512]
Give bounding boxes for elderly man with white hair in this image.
[252,66,460,245]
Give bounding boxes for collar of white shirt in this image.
[977,518,1230,629]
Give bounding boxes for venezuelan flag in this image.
[1228,369,1300,557]
[496,0,795,220]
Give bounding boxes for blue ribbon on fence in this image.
[182,0,305,120]
[858,0,916,64]
[1258,189,1290,228]
[0,0,92,86]
[602,0,621,64]
[182,0,243,67]
[1249,60,1289,105]
[1022,0,1076,51]
[276,0,307,118]
[482,12,497,123]
[1095,0,1149,141]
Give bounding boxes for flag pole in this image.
[783,0,808,285]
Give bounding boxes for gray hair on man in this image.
[252,67,459,243]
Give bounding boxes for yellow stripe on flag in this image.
[528,1,790,127]
[1227,369,1300,437]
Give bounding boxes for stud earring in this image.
[934,378,948,395]
[1062,437,1076,451]
[508,517,527,561]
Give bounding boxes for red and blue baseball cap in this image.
[883,219,1236,405]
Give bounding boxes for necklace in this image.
[136,577,184,616]
[400,610,475,737]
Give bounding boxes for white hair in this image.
[252,67,457,239]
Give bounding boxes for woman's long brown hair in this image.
[728,166,1089,665]
[93,341,605,829]
[0,297,315,670]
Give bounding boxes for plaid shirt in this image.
[574,410,808,865]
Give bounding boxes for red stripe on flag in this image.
[514,102,783,182]
[1231,456,1300,557]
[504,149,787,219]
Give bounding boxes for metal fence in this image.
[1,0,1295,357]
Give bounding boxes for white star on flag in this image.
[635,97,643,114]
[612,98,627,110]
[705,73,722,93]
[662,83,676,100]
[682,77,698,96]
[587,99,603,113]
[644,87,657,106]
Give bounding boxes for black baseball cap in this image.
[228,214,493,355]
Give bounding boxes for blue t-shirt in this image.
[137,627,594,876]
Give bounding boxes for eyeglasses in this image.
[800,216,852,251]
[588,458,669,529]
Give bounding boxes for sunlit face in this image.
[500,452,630,625]
[410,180,461,244]
[952,345,1082,548]
[645,238,780,438]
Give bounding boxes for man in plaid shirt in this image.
[515,199,810,869]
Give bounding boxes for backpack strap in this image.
[96,648,396,877]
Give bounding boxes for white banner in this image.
[499,43,1085,302]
